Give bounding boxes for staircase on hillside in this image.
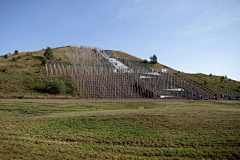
[100,50,215,99]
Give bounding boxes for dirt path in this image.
[0,98,239,104]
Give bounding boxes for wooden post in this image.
[45,64,48,76]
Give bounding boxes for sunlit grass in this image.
[0,101,240,159]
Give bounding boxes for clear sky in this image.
[1,0,240,81]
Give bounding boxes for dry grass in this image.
[0,47,71,77]
[111,50,143,61]
[181,73,240,97]
[0,47,77,98]
[0,101,239,159]
[111,50,177,72]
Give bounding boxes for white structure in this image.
[99,51,133,73]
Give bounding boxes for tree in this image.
[14,50,19,55]
[4,54,8,59]
[220,76,225,83]
[44,47,54,60]
[143,59,148,63]
[41,57,47,66]
[150,54,157,64]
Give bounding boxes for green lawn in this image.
[0,101,239,159]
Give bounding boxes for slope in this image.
[0,46,239,99]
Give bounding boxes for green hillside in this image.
[0,47,75,99]
[0,46,239,99]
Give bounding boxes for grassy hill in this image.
[0,46,75,99]
[0,46,239,99]
[179,73,240,98]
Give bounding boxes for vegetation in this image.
[181,73,240,97]
[45,78,66,94]
[44,47,54,60]
[221,76,225,83]
[41,56,47,66]
[142,59,148,63]
[0,101,239,159]
[150,54,157,64]
[14,50,19,55]
[2,67,8,73]
[4,54,8,59]
[12,57,17,62]
[0,46,75,99]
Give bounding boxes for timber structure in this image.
[45,46,215,99]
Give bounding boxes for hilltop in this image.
[0,46,239,99]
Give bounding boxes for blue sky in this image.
[1,0,240,81]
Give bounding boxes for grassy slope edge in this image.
[0,46,76,99]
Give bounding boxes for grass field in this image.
[0,101,239,159]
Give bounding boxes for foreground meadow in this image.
[0,101,239,159]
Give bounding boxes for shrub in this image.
[14,50,19,55]
[220,76,225,83]
[63,78,77,93]
[44,47,54,60]
[12,57,17,61]
[41,57,47,66]
[203,80,208,86]
[209,73,212,76]
[17,55,22,59]
[45,79,66,94]
[143,59,148,63]
[150,54,157,64]
[2,67,8,72]
[4,54,8,59]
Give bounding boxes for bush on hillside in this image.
[220,76,225,83]
[204,80,208,86]
[62,78,77,94]
[143,59,148,63]
[17,55,23,59]
[150,54,157,64]
[12,57,17,61]
[44,47,54,60]
[41,57,47,66]
[14,50,19,55]
[45,79,66,94]
[4,54,8,59]
[2,67,8,73]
